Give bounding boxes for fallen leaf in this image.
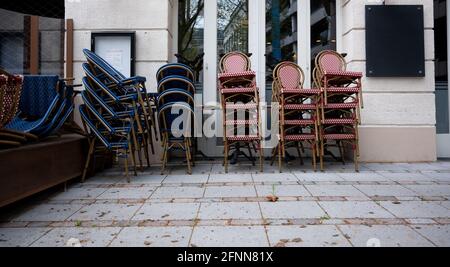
[266,195,279,202]
[291,238,303,243]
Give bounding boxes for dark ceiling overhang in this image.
[0,0,64,19]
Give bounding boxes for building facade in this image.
[64,0,448,163]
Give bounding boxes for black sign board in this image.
[366,5,425,77]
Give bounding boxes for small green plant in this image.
[74,220,82,227]
[320,215,331,221]
[266,184,279,202]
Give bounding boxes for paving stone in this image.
[31,227,121,247]
[82,175,123,184]
[151,186,205,199]
[294,173,344,181]
[123,174,167,184]
[305,185,366,197]
[355,185,418,197]
[319,201,395,219]
[338,225,434,247]
[133,203,200,221]
[50,188,107,200]
[266,225,351,247]
[412,225,450,246]
[260,202,326,219]
[403,185,450,197]
[379,172,433,181]
[379,201,450,218]
[0,228,49,247]
[163,174,209,184]
[367,164,410,172]
[110,227,192,247]
[252,173,298,183]
[190,226,268,247]
[208,174,253,183]
[210,164,253,174]
[438,201,450,210]
[198,202,261,220]
[98,187,156,200]
[338,172,389,181]
[68,204,142,221]
[255,185,310,197]
[423,173,450,181]
[204,186,256,198]
[12,204,83,222]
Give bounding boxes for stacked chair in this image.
[218,51,263,173]
[80,49,156,182]
[272,62,320,172]
[313,50,363,172]
[0,72,28,147]
[156,63,195,174]
[4,75,75,141]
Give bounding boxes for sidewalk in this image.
[1,161,449,247]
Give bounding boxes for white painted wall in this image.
[338,0,437,162]
[65,0,175,92]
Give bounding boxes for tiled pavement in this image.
[1,161,450,247]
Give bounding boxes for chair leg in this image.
[312,141,317,172]
[185,140,192,175]
[296,143,304,166]
[338,141,346,165]
[247,143,255,166]
[320,139,325,172]
[81,141,95,183]
[161,142,168,175]
[259,141,263,173]
[224,140,229,173]
[124,154,130,183]
[129,144,138,177]
[278,140,283,173]
[270,146,277,166]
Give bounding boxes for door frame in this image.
[437,0,450,158]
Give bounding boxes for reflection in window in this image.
[311,0,336,68]
[266,0,298,84]
[218,0,249,55]
[434,0,449,134]
[178,0,204,83]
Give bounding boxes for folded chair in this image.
[82,76,149,170]
[218,51,262,173]
[79,104,138,183]
[83,63,154,157]
[5,76,69,137]
[83,49,156,152]
[273,62,320,172]
[158,102,194,175]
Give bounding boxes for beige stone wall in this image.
[339,0,437,162]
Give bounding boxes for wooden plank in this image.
[29,16,39,75]
[66,19,74,83]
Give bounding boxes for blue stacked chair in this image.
[156,63,196,174]
[5,75,76,138]
[83,49,156,153]
[80,50,156,182]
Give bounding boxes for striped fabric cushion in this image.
[284,104,318,110]
[284,134,316,141]
[281,88,321,95]
[323,103,359,109]
[221,87,257,94]
[225,120,258,126]
[227,135,260,141]
[324,70,362,78]
[218,71,256,79]
[225,103,258,110]
[322,118,356,125]
[323,134,356,140]
[284,119,316,126]
[326,87,360,93]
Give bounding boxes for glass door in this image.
[435,0,450,158]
